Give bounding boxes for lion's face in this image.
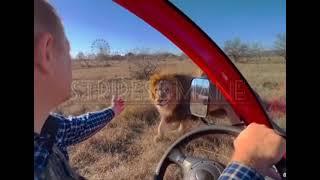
[153,80,180,109]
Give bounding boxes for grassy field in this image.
[56,57,286,179]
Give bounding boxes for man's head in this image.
[34,0,71,107]
[34,0,71,132]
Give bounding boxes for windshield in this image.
[50,0,285,179]
[169,0,286,131]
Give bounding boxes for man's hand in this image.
[110,95,125,116]
[231,123,286,174]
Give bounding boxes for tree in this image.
[125,52,134,57]
[223,37,249,62]
[274,33,286,59]
[75,51,86,60]
[249,42,264,60]
[130,60,158,79]
[85,53,95,60]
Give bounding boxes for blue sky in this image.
[50,0,286,57]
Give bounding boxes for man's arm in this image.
[53,107,115,146]
[51,96,125,147]
[218,123,285,180]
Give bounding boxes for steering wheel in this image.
[153,125,286,180]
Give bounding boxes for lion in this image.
[149,73,203,142]
[149,71,247,142]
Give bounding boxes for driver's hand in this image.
[231,123,286,174]
[110,95,125,116]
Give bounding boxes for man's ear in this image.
[34,32,55,75]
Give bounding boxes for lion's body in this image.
[149,72,242,142]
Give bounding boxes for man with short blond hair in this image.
[34,0,72,134]
[34,0,124,179]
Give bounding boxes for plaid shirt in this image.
[34,108,115,177]
[218,162,265,180]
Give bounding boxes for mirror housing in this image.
[189,78,210,117]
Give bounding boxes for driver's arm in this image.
[218,123,286,180]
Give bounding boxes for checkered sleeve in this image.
[218,162,265,180]
[54,108,115,146]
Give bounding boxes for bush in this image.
[130,60,158,80]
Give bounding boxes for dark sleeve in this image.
[218,162,265,180]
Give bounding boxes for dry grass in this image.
[56,57,285,179]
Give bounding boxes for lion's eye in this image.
[165,88,169,93]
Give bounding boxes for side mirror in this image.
[190,78,210,117]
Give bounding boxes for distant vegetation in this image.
[223,33,286,62]
[74,33,286,64]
